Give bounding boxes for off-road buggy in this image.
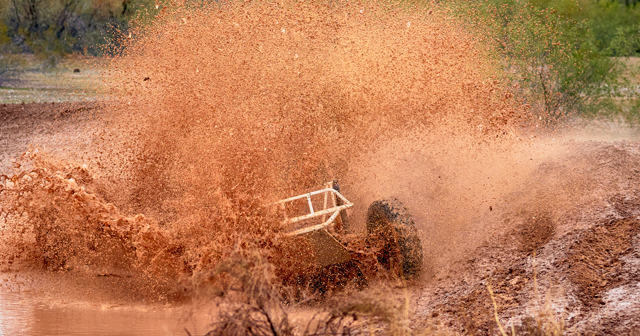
[275,181,423,290]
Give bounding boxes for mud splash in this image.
[103,0,525,205]
[1,0,532,300]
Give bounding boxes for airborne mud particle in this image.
[4,0,527,306]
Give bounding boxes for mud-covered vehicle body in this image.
[276,181,423,283]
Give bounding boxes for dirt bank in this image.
[411,141,640,335]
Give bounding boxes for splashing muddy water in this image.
[5,0,529,287]
[7,1,640,334]
[103,0,529,280]
[0,0,551,331]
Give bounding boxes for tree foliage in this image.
[0,0,152,56]
[453,0,639,121]
[581,0,640,56]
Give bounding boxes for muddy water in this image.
[0,0,544,333]
[0,290,188,336]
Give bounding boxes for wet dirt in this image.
[1,0,640,334]
[566,217,640,307]
[0,102,103,172]
[413,141,640,335]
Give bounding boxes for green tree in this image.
[453,0,632,121]
[0,0,155,57]
[578,0,640,56]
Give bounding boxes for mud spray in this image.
[0,0,546,302]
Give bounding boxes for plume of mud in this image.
[1,0,534,299]
[0,150,181,288]
[103,0,526,206]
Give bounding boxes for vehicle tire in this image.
[366,198,423,279]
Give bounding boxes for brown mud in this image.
[413,141,640,335]
[1,0,640,334]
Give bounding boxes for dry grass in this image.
[485,254,566,336]
[192,256,422,336]
[197,281,553,336]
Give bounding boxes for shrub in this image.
[0,0,155,56]
[452,0,634,121]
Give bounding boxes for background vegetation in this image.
[0,0,151,55]
[0,0,152,87]
[453,0,639,122]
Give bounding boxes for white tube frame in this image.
[275,188,353,236]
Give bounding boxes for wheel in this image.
[366,198,423,279]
